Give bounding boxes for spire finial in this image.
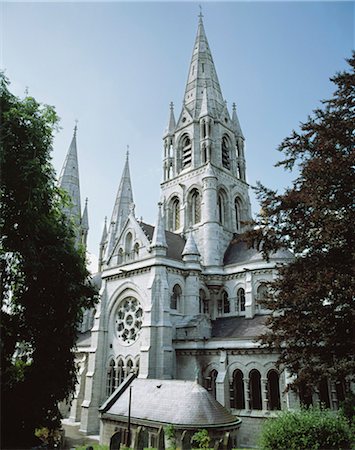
[126,145,129,159]
[74,119,78,137]
[170,101,174,110]
[104,216,107,225]
[85,197,88,206]
[198,4,203,21]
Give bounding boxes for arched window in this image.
[235,198,241,231]
[230,369,245,409]
[219,290,230,314]
[267,370,281,410]
[222,136,230,169]
[199,289,209,314]
[106,360,116,397]
[181,135,192,168]
[257,284,268,312]
[202,144,207,163]
[169,197,180,231]
[117,359,124,387]
[249,369,262,410]
[126,359,134,377]
[170,284,182,310]
[134,242,140,257]
[335,380,346,405]
[206,369,218,399]
[237,288,246,313]
[217,190,227,225]
[318,378,330,408]
[189,189,201,225]
[125,232,132,259]
[118,247,124,264]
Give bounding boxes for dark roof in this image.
[223,234,293,266]
[140,222,186,261]
[211,315,269,339]
[101,378,240,428]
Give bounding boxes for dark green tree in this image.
[0,75,98,448]
[247,54,355,400]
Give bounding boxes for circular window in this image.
[115,297,143,345]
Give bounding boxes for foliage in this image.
[339,391,355,424]
[165,424,176,449]
[246,53,355,395]
[35,426,63,448]
[0,74,98,448]
[191,429,211,449]
[259,407,353,450]
[75,445,109,450]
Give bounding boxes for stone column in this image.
[261,377,268,411]
[243,377,250,410]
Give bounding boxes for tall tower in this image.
[161,14,252,267]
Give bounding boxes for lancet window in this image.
[222,136,230,170]
[199,289,209,314]
[169,197,180,231]
[206,369,218,399]
[267,370,281,410]
[189,189,201,225]
[237,288,246,313]
[249,369,262,410]
[181,135,192,168]
[106,359,116,397]
[170,284,182,311]
[230,369,245,409]
[218,290,230,314]
[235,197,241,231]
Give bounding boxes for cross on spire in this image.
[198,4,203,20]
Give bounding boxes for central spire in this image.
[183,14,224,118]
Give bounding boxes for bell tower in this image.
[161,13,252,267]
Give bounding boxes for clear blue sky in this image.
[1,1,354,271]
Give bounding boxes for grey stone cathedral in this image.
[58,15,339,448]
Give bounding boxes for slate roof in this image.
[140,222,186,261]
[223,235,293,266]
[211,315,269,339]
[101,378,240,428]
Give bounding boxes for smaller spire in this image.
[151,202,167,252]
[81,197,89,231]
[232,102,244,139]
[100,216,108,244]
[182,230,200,259]
[164,102,176,136]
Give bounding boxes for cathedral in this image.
[59,14,304,448]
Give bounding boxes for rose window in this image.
[115,297,143,345]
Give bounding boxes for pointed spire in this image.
[183,14,224,118]
[165,102,176,136]
[100,217,108,244]
[59,124,81,229]
[182,230,200,258]
[232,102,244,139]
[81,197,89,231]
[106,150,134,256]
[151,202,167,253]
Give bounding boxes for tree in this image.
[247,54,355,400]
[0,75,98,448]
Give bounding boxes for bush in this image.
[191,429,211,449]
[259,407,353,450]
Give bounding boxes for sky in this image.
[1,1,354,271]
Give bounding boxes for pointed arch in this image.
[205,369,218,399]
[218,290,230,315]
[221,135,231,170]
[180,134,192,169]
[237,288,246,313]
[249,369,262,410]
[217,188,228,225]
[230,369,245,409]
[170,284,182,311]
[267,369,281,410]
[169,196,180,231]
[256,283,268,312]
[106,359,116,397]
[188,188,201,225]
[234,197,242,231]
